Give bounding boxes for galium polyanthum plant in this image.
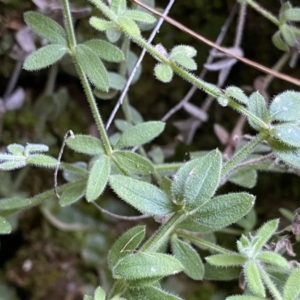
[0,0,300,299]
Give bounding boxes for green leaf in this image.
[217,95,228,107]
[83,39,124,62]
[86,155,110,202]
[23,44,67,71]
[109,175,173,215]
[256,251,289,268]
[204,264,241,281]
[126,51,142,83]
[272,31,289,51]
[227,296,266,300]
[118,16,141,37]
[172,150,222,210]
[7,144,24,155]
[115,119,132,131]
[245,261,265,298]
[170,53,197,70]
[0,161,26,170]
[94,286,106,300]
[0,197,31,211]
[26,154,58,168]
[225,86,249,105]
[128,286,183,300]
[247,91,270,130]
[270,91,300,121]
[171,237,204,280]
[283,8,300,21]
[113,150,154,174]
[206,253,246,267]
[180,192,255,232]
[108,225,146,269]
[127,276,162,288]
[268,138,300,168]
[24,11,67,45]
[280,24,296,47]
[106,27,122,43]
[75,44,109,92]
[283,266,300,300]
[170,45,197,58]
[270,123,300,148]
[59,180,86,206]
[108,72,126,90]
[124,10,156,24]
[228,168,257,188]
[111,0,127,15]
[83,296,93,300]
[0,216,12,234]
[113,252,183,280]
[25,143,49,153]
[252,219,279,255]
[89,17,114,31]
[115,121,165,148]
[66,134,104,155]
[279,2,292,22]
[62,162,88,183]
[154,63,173,83]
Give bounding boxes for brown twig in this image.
[131,0,300,87]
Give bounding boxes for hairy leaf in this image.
[86,155,110,202]
[109,175,173,215]
[180,192,255,232]
[66,134,104,155]
[59,180,86,206]
[108,225,146,269]
[113,253,183,280]
[83,39,124,62]
[113,150,154,174]
[23,44,67,71]
[115,121,165,148]
[270,91,300,122]
[75,44,109,91]
[24,11,67,45]
[154,63,173,83]
[171,237,204,280]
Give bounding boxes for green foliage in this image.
[1,0,300,299]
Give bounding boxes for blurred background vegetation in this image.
[0,0,299,299]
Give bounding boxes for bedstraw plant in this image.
[1,0,300,299]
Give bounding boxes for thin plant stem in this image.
[140,211,186,253]
[130,0,300,87]
[161,2,238,122]
[61,0,112,155]
[221,131,269,178]
[92,202,150,221]
[106,0,176,130]
[177,231,231,254]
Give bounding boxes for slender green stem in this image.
[221,131,269,178]
[258,265,283,300]
[61,0,112,155]
[140,211,186,253]
[90,0,272,130]
[61,0,77,49]
[245,0,300,35]
[228,99,269,129]
[245,0,278,26]
[155,162,183,173]
[177,231,231,254]
[0,180,87,217]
